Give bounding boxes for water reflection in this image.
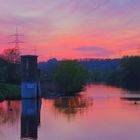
[121,90,140,104]
[54,95,93,120]
[0,85,140,140]
[0,101,21,124]
[21,99,41,140]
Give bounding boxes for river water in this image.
[0,84,140,140]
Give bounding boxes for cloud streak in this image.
[76,46,115,57]
[76,46,108,51]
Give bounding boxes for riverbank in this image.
[0,83,21,101]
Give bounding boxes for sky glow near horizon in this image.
[0,0,140,61]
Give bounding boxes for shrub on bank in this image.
[53,60,88,94]
[0,84,21,101]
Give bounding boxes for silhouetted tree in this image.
[0,48,21,83]
[121,56,140,89]
[1,48,20,64]
[89,69,103,82]
[54,60,88,94]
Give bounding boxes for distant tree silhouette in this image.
[89,69,103,82]
[103,67,122,85]
[121,56,140,89]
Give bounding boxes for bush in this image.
[54,60,88,94]
[121,56,140,89]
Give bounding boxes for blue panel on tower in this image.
[22,82,37,98]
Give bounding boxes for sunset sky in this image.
[0,0,140,61]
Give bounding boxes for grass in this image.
[0,83,21,101]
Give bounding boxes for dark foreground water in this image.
[0,84,140,140]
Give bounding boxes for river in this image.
[0,84,140,140]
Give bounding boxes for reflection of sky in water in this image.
[0,84,140,140]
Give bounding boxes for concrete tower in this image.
[21,55,41,99]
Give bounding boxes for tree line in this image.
[88,56,140,90]
[40,56,140,94]
[0,47,140,94]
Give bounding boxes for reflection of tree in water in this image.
[0,101,21,124]
[54,95,93,120]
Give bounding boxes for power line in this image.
[9,27,24,54]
